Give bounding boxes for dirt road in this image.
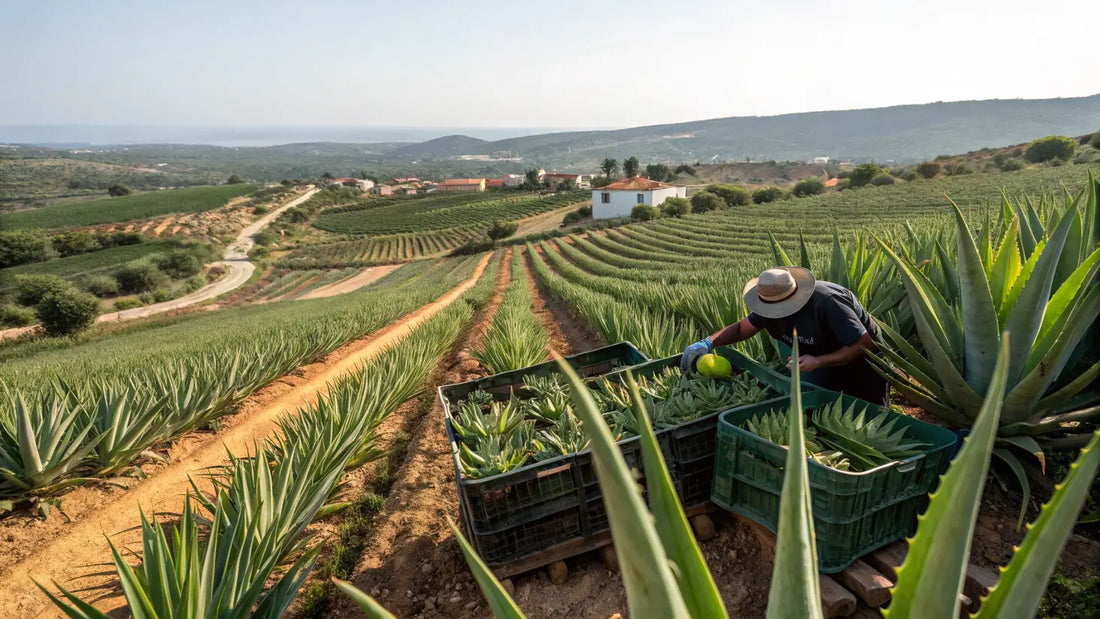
[513,201,589,237]
[1,252,492,618]
[0,187,319,338]
[297,263,403,300]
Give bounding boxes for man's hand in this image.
[788,355,823,373]
[680,337,714,372]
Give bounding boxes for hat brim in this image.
[743,267,817,319]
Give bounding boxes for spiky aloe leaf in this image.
[949,200,1002,395]
[555,357,691,617]
[625,372,727,619]
[885,335,1011,619]
[766,333,823,619]
[333,577,399,619]
[769,231,794,266]
[976,431,1100,618]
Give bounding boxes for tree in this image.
[848,163,883,188]
[674,164,696,176]
[557,179,576,191]
[917,162,941,179]
[486,220,518,240]
[645,164,671,182]
[660,197,690,217]
[630,204,658,221]
[690,191,724,213]
[623,156,640,178]
[114,259,168,293]
[154,250,203,279]
[600,158,618,179]
[108,184,131,197]
[791,177,826,197]
[51,231,101,257]
[280,179,294,186]
[35,288,99,337]
[525,169,541,187]
[870,174,895,186]
[752,187,784,204]
[226,174,244,184]
[1091,132,1100,148]
[705,183,751,206]
[77,274,120,297]
[0,230,53,267]
[1024,135,1077,163]
[14,274,71,306]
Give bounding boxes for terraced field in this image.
[278,227,486,268]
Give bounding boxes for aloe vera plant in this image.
[473,249,550,374]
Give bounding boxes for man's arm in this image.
[710,317,761,347]
[795,331,876,372]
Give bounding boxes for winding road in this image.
[0,186,319,339]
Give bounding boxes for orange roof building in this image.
[436,178,486,193]
[591,176,686,219]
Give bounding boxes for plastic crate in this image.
[710,390,957,572]
[600,347,810,508]
[441,342,649,568]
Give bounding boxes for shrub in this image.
[705,184,751,206]
[945,163,973,176]
[185,276,206,293]
[227,174,244,184]
[1000,158,1024,172]
[690,191,724,214]
[645,164,671,182]
[1074,153,1092,164]
[253,230,278,246]
[14,274,71,306]
[486,220,519,240]
[98,231,144,247]
[660,197,690,217]
[674,164,696,176]
[902,170,920,181]
[0,230,53,268]
[113,298,142,311]
[0,303,36,328]
[992,153,1008,167]
[51,231,101,257]
[562,211,583,226]
[281,207,309,224]
[253,205,270,215]
[248,246,269,260]
[870,174,895,186]
[848,163,883,188]
[1048,157,1066,167]
[915,161,941,178]
[114,259,169,293]
[835,170,851,179]
[792,177,826,197]
[153,289,173,303]
[77,274,120,297]
[35,288,99,337]
[1025,135,1077,163]
[107,184,131,197]
[1091,132,1100,149]
[630,204,658,221]
[752,187,784,204]
[154,250,203,279]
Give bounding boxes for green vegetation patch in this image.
[0,184,257,230]
[0,240,191,285]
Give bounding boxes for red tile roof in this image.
[824,178,840,187]
[441,178,485,185]
[601,176,673,191]
[485,179,505,187]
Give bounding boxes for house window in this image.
[637,193,645,203]
[601,192,610,204]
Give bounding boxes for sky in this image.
[1,0,1098,134]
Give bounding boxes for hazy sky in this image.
[2,0,1098,130]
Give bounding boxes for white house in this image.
[591,176,687,218]
[812,156,830,165]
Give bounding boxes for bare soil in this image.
[524,246,604,354]
[0,254,491,618]
[513,201,588,238]
[297,264,403,300]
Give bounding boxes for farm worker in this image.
[679,267,889,405]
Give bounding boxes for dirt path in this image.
[513,201,588,238]
[298,264,403,300]
[525,244,605,353]
[151,215,175,236]
[330,251,513,618]
[0,253,492,619]
[0,188,320,340]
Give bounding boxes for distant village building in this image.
[436,178,486,193]
[812,156,830,165]
[372,185,394,196]
[330,177,374,191]
[541,173,587,189]
[485,179,505,189]
[503,174,525,187]
[592,176,687,219]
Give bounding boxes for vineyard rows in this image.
[312,190,586,235]
[279,226,485,269]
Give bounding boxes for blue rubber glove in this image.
[680,337,714,373]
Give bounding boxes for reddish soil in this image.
[297,264,403,300]
[0,254,492,619]
[524,246,604,354]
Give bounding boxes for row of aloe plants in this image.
[0,257,482,506]
[338,336,1100,618]
[472,248,550,374]
[37,254,501,617]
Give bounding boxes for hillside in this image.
[402,95,1100,167]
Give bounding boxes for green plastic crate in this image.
[710,390,957,572]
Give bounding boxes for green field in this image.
[0,240,195,292]
[312,190,586,235]
[0,183,257,230]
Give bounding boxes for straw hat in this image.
[743,267,816,319]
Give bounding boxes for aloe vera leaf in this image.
[1004,287,1100,421]
[1033,362,1100,417]
[1002,205,1075,383]
[830,229,850,289]
[798,229,812,269]
[443,518,526,618]
[556,358,690,618]
[887,336,1011,618]
[1053,206,1083,289]
[991,448,1032,531]
[949,200,1003,395]
[768,231,793,266]
[989,220,1021,321]
[1031,245,1100,364]
[333,578,399,619]
[976,431,1100,619]
[34,581,110,619]
[625,373,727,619]
[766,334,823,619]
